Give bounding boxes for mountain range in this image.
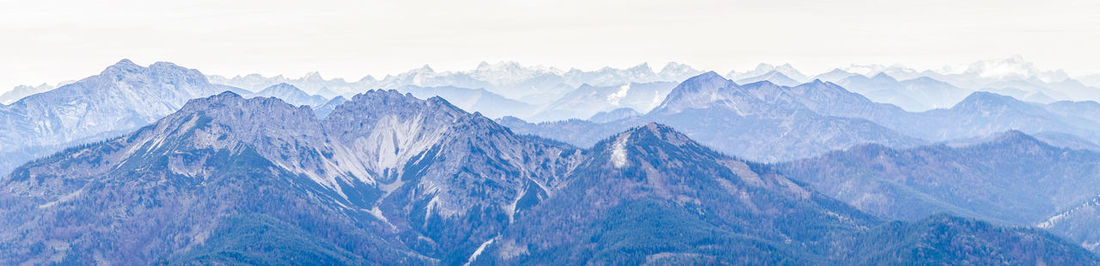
[200,57,1100,120]
[780,130,1100,252]
[4,58,1100,263]
[3,91,1095,264]
[502,72,1100,163]
[209,61,703,109]
[502,73,927,162]
[0,83,55,105]
[0,59,245,178]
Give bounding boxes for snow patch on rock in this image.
[611,133,630,168]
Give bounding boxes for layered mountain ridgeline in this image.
[0,59,247,177]
[735,70,802,87]
[830,72,971,111]
[501,72,925,162]
[2,92,1096,264]
[249,83,328,107]
[772,80,1100,145]
[209,61,703,108]
[503,72,1100,162]
[526,81,677,122]
[779,131,1100,253]
[400,85,537,119]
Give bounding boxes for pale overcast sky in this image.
[1,0,1098,92]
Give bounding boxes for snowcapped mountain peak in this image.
[841,64,889,76]
[468,61,560,85]
[627,62,652,73]
[752,63,777,73]
[474,60,521,72]
[657,62,703,81]
[774,63,807,79]
[415,64,435,74]
[0,60,231,173]
[659,62,692,73]
[729,63,807,83]
[735,70,801,87]
[303,71,325,80]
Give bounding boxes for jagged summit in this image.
[625,62,653,73]
[336,89,464,117]
[657,62,701,79]
[415,64,434,73]
[181,90,298,112]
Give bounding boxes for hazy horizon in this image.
[2,0,1099,93]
